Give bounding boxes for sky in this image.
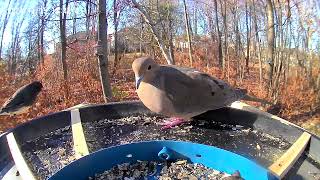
[0,0,37,49]
[0,0,320,56]
[0,0,116,54]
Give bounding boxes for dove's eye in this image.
[147,65,152,70]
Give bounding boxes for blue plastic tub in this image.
[49,140,278,180]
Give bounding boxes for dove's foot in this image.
[160,117,187,130]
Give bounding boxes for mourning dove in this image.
[0,81,43,116]
[132,57,270,129]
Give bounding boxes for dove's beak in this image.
[135,75,144,90]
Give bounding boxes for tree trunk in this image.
[40,17,45,64]
[27,34,33,73]
[72,0,77,34]
[253,0,263,86]
[206,8,215,43]
[9,16,25,76]
[221,0,227,74]
[112,0,119,75]
[85,0,91,39]
[214,0,223,67]
[168,9,175,64]
[307,28,313,86]
[245,0,251,74]
[0,0,12,60]
[284,0,292,86]
[271,0,284,100]
[193,5,197,35]
[182,0,193,66]
[97,0,113,101]
[266,0,275,90]
[37,6,41,65]
[231,2,242,81]
[231,3,241,58]
[131,0,174,65]
[235,21,241,58]
[59,0,69,99]
[139,15,143,54]
[40,0,47,65]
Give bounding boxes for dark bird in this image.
[0,81,43,116]
[132,57,272,129]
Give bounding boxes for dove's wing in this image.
[159,65,246,115]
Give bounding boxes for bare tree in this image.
[38,0,47,65]
[8,15,25,76]
[220,0,227,73]
[284,0,292,86]
[131,0,174,65]
[59,0,70,98]
[245,0,251,74]
[112,0,122,75]
[85,0,92,39]
[0,0,13,60]
[205,5,215,43]
[252,0,263,86]
[193,4,197,35]
[266,0,275,91]
[230,1,241,58]
[167,8,175,63]
[214,0,223,67]
[97,0,113,101]
[182,0,193,66]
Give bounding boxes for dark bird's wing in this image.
[0,87,28,113]
[0,82,41,114]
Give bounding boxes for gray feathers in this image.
[0,81,43,115]
[133,57,254,119]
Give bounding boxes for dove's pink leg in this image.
[160,117,187,130]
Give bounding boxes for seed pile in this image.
[89,160,235,180]
[21,126,75,180]
[83,115,291,166]
[159,160,229,180]
[89,161,158,180]
[20,114,291,179]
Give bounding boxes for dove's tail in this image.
[243,94,273,105]
[235,88,273,105]
[235,88,248,99]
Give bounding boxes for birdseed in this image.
[18,114,292,179]
[89,160,236,180]
[21,125,75,180]
[83,114,291,166]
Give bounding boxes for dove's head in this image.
[132,57,159,89]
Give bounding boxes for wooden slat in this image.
[65,103,92,111]
[71,109,89,159]
[6,133,36,180]
[268,132,311,179]
[230,101,301,128]
[1,164,23,180]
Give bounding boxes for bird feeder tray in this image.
[49,140,277,180]
[0,101,319,180]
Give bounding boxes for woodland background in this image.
[0,0,319,135]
